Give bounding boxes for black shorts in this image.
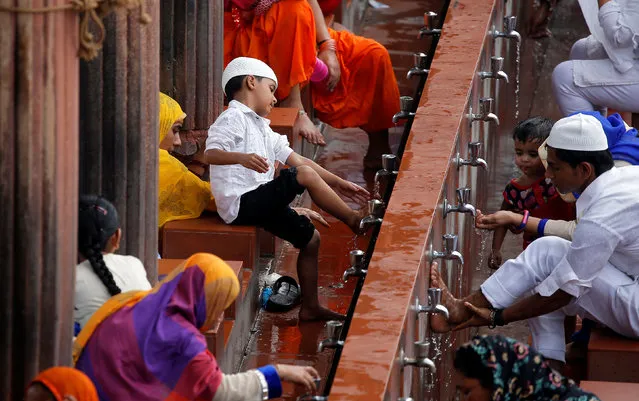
[232,167,316,249]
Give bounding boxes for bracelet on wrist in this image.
[512,210,530,233]
[489,308,505,329]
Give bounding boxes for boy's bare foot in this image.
[299,305,346,322]
[429,262,471,332]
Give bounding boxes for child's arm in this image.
[204,149,270,173]
[286,152,370,204]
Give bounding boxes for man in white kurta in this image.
[433,113,639,363]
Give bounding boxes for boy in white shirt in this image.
[205,57,369,321]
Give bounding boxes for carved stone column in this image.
[79,3,160,283]
[0,1,78,398]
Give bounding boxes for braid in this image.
[84,241,122,296]
[78,195,122,297]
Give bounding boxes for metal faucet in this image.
[392,96,416,123]
[430,234,464,265]
[479,56,509,83]
[400,341,437,372]
[454,142,488,170]
[491,16,521,43]
[317,321,344,352]
[468,97,500,126]
[298,396,327,401]
[407,53,430,80]
[374,154,399,187]
[415,288,450,320]
[418,11,441,38]
[343,249,367,282]
[443,188,476,218]
[359,199,384,231]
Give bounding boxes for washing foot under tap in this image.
[418,11,441,38]
[392,96,416,123]
[479,56,509,83]
[454,142,488,170]
[407,53,430,80]
[343,249,367,282]
[415,288,450,320]
[442,188,476,218]
[491,16,521,43]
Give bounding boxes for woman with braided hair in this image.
[74,195,151,330]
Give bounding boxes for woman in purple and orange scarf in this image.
[73,253,319,401]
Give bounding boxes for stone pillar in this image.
[160,0,224,147]
[0,1,79,398]
[79,3,160,283]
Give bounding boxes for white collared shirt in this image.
[536,166,639,297]
[205,100,294,223]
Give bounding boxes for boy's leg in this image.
[295,165,363,233]
[297,229,346,321]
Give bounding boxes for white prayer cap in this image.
[547,113,608,152]
[222,57,278,95]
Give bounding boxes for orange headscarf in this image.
[28,367,98,401]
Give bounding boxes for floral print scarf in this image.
[461,335,600,401]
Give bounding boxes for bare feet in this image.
[429,262,471,332]
[299,305,346,322]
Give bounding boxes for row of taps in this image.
[299,14,520,401]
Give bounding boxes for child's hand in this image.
[275,364,320,393]
[240,153,270,173]
[293,207,330,227]
[488,250,502,270]
[334,179,370,205]
[476,210,519,230]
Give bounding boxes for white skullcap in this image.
[222,57,278,95]
[547,113,608,152]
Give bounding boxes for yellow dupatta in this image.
[158,93,215,228]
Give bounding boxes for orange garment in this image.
[313,28,400,132]
[224,0,317,100]
[28,367,98,401]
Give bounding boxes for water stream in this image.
[514,41,521,120]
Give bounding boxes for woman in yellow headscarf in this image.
[25,367,99,401]
[158,92,216,228]
[73,253,319,401]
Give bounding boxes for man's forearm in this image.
[307,0,332,42]
[502,290,573,324]
[204,149,244,165]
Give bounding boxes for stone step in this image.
[587,328,639,382]
[161,214,261,270]
[580,381,639,401]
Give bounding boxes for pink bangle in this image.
[514,210,530,232]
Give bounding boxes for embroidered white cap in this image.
[547,113,608,151]
[222,57,278,95]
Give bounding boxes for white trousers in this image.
[552,38,639,116]
[480,236,639,362]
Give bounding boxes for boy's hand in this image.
[295,114,326,146]
[241,153,270,173]
[334,179,369,205]
[275,364,320,393]
[293,207,330,227]
[488,250,502,270]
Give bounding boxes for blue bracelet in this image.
[257,365,283,399]
[537,218,548,237]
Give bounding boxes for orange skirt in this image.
[312,29,400,132]
[224,0,317,100]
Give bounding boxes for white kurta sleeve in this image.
[535,219,621,298]
[212,372,263,401]
[206,109,246,152]
[270,130,294,164]
[543,219,577,240]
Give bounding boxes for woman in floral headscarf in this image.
[158,92,216,228]
[454,335,600,401]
